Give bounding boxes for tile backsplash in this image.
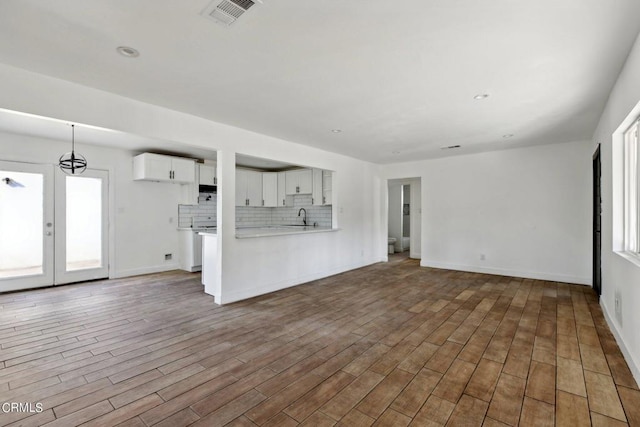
[178,193,332,228]
[178,193,216,228]
[237,195,332,227]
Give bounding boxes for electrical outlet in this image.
[615,290,623,326]
[165,253,172,261]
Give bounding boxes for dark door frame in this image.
[593,145,602,297]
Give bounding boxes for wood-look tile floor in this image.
[1,255,639,426]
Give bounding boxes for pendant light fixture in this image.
[58,124,87,175]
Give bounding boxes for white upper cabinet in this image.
[198,164,216,186]
[277,172,289,206]
[322,170,332,205]
[262,172,278,207]
[236,169,263,206]
[285,169,313,195]
[312,169,323,206]
[133,153,195,184]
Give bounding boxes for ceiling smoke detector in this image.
[201,0,263,26]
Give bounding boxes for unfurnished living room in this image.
[1,1,640,426]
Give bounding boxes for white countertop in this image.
[235,226,337,238]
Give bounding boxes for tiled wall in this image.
[178,193,216,228]
[179,193,332,228]
[237,194,332,227]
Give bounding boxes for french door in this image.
[0,161,54,291]
[54,168,109,285]
[0,160,109,292]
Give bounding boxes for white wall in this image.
[0,131,187,278]
[381,140,592,284]
[592,32,640,384]
[0,64,382,303]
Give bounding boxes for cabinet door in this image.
[193,232,202,268]
[277,172,288,206]
[285,170,298,195]
[263,172,278,207]
[171,158,195,183]
[298,169,313,194]
[199,164,216,186]
[322,170,332,205]
[312,169,323,205]
[246,170,263,207]
[235,169,248,206]
[134,153,172,181]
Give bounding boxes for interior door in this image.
[54,168,109,285]
[593,146,602,297]
[0,161,54,292]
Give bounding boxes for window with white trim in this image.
[623,117,640,253]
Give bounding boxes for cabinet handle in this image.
[283,199,285,206]
[246,198,249,206]
[169,170,172,179]
[214,177,217,185]
[312,198,314,204]
[323,196,326,204]
[262,200,264,206]
[296,186,299,193]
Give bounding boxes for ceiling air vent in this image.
[201,0,262,26]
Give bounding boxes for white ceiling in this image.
[0,0,639,163]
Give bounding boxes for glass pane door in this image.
[0,161,54,291]
[66,176,103,271]
[55,168,109,284]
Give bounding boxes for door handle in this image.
[45,231,52,236]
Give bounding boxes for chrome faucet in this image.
[298,208,307,225]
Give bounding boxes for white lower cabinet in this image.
[179,230,202,272]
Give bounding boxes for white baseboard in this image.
[419,260,590,285]
[600,299,640,387]
[112,263,180,279]
[219,259,379,304]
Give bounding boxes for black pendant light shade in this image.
[59,124,87,175]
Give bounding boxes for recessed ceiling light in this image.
[331,129,342,133]
[116,46,140,58]
[392,150,400,154]
[503,134,514,138]
[473,94,489,100]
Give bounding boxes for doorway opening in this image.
[387,178,421,260]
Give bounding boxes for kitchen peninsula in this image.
[200,224,338,304]
[199,161,338,305]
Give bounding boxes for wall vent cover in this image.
[201,0,262,26]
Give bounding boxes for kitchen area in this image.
[133,151,337,303]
